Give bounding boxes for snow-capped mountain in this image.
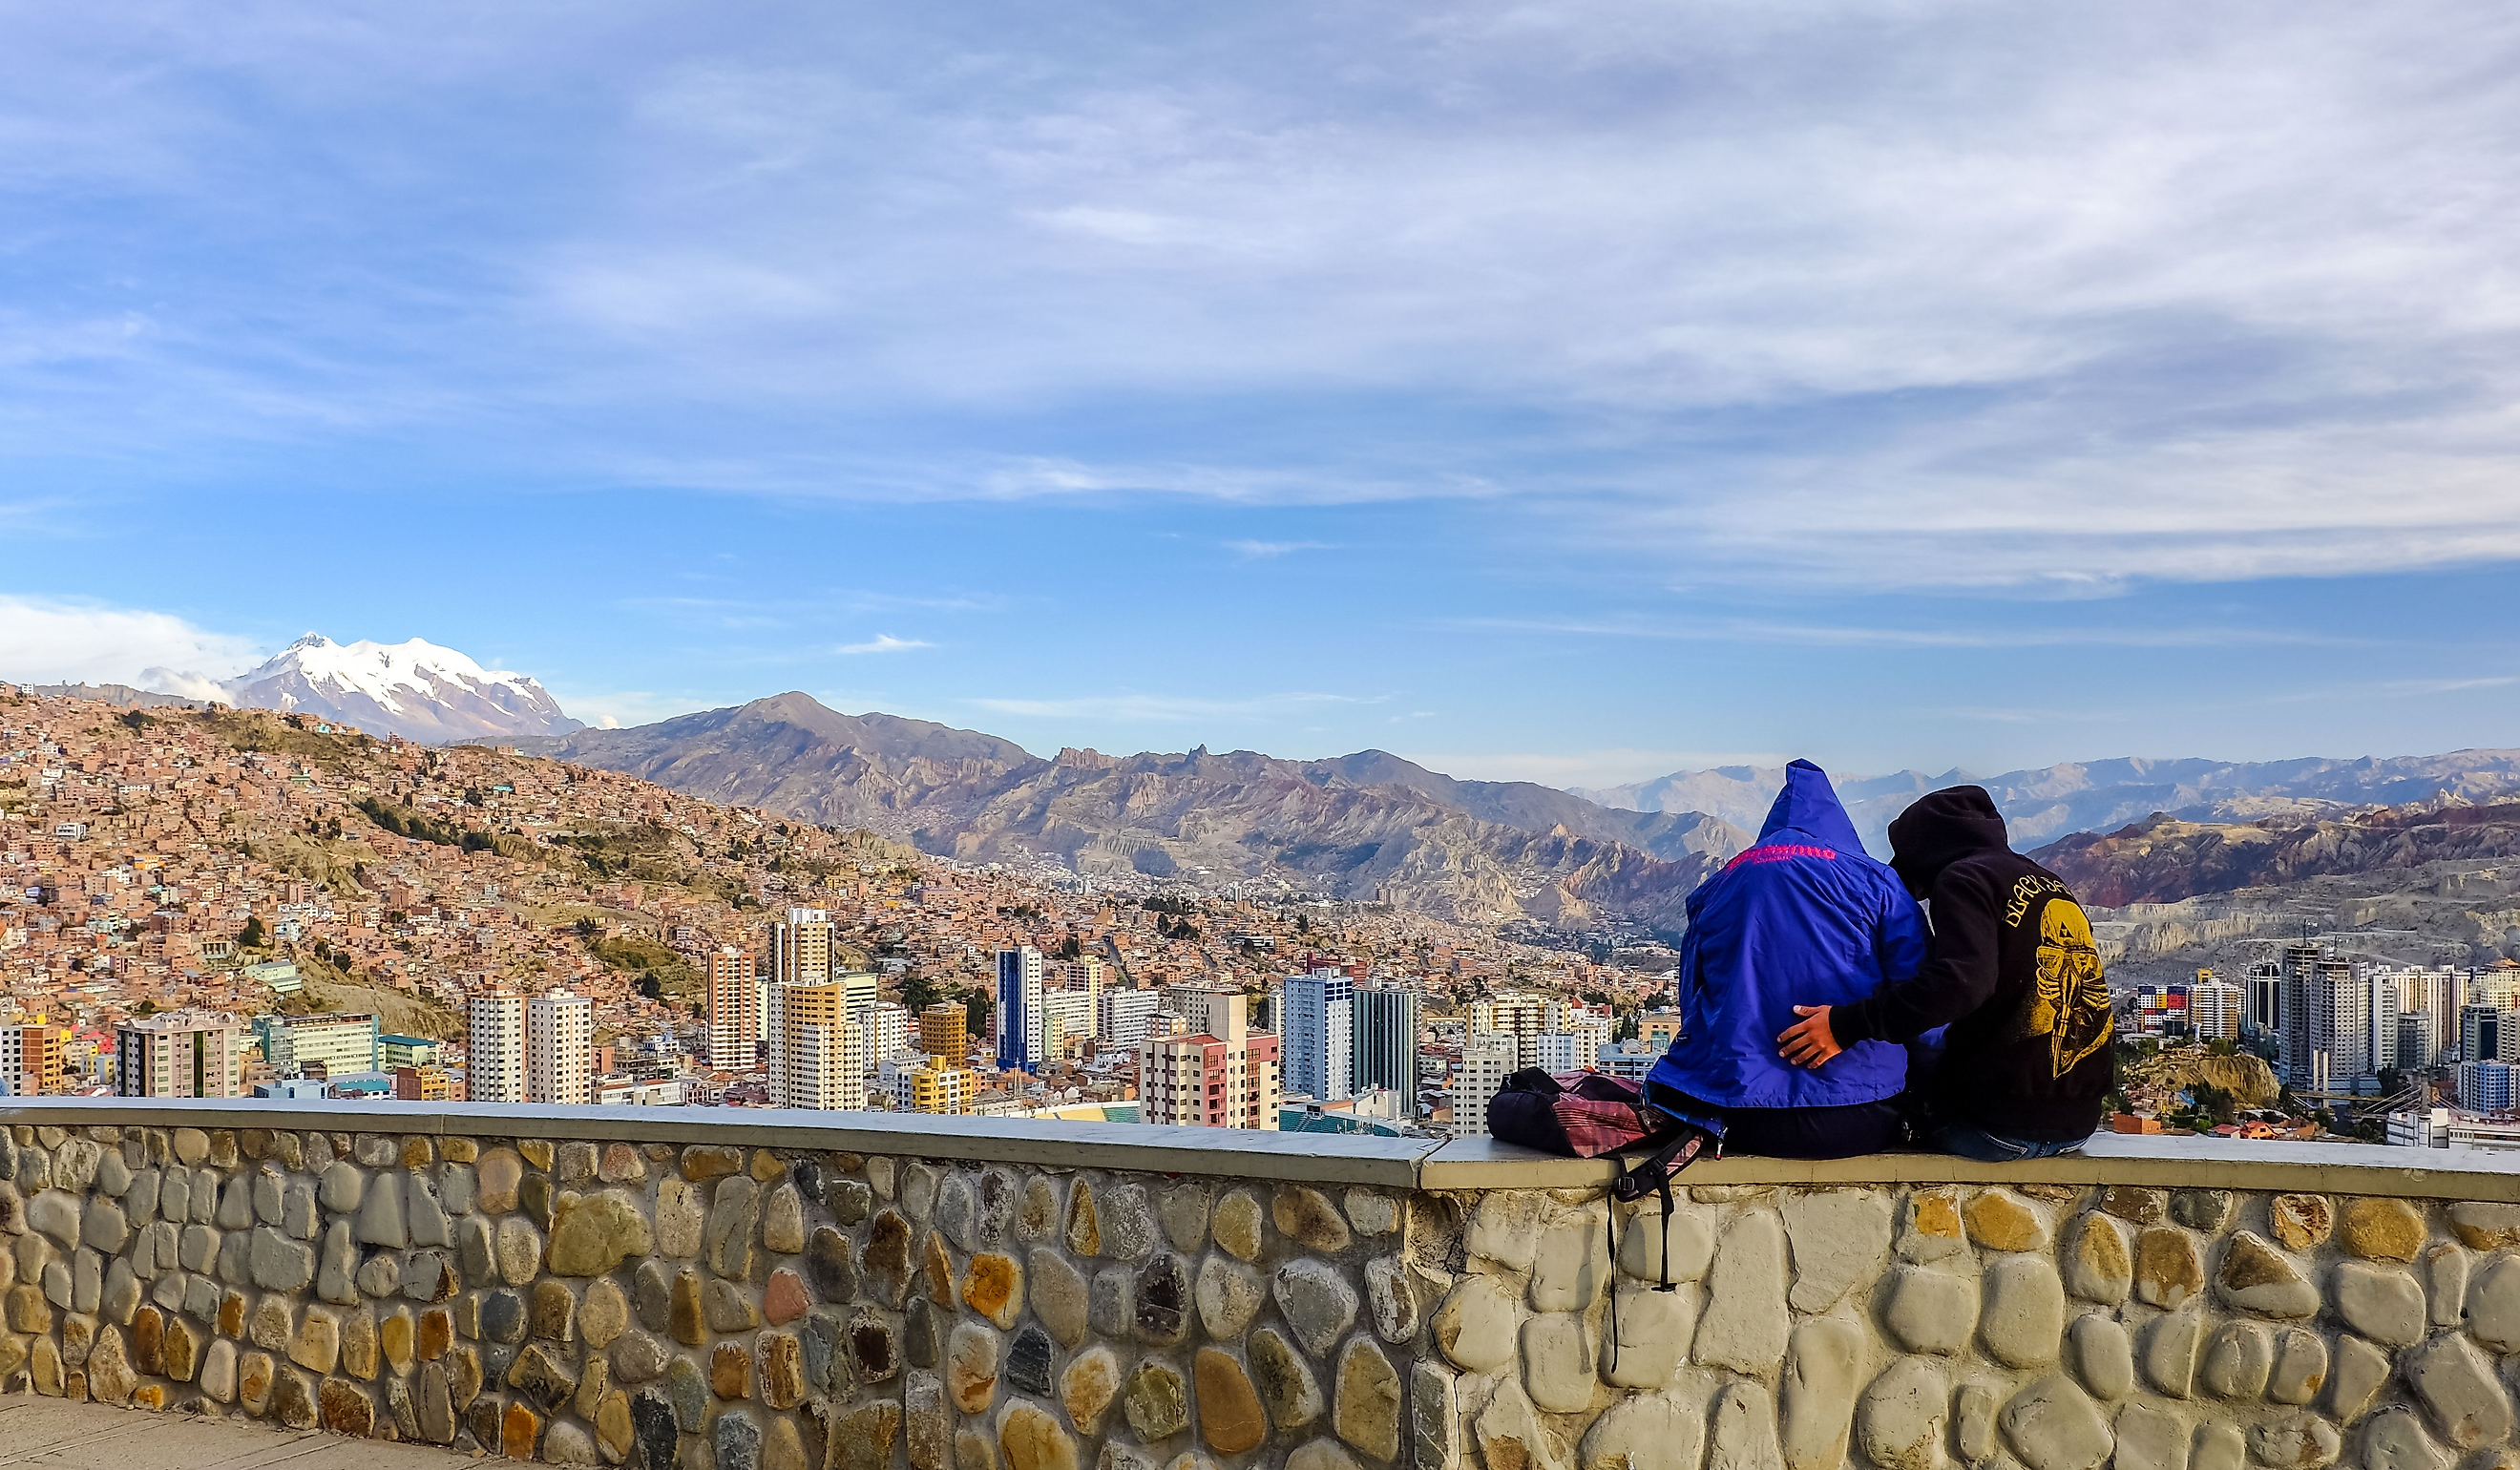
[163,635,582,744]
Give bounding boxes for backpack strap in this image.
[1601,1125,1714,1375]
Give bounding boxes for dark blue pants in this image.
[1648,1082,1903,1160]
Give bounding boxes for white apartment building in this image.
[1099,988,1164,1050]
[2187,978,2243,1042]
[467,993,527,1103]
[869,1003,910,1067]
[527,989,594,1105]
[1452,1032,1522,1138]
[705,945,757,1072]
[1040,988,1096,1057]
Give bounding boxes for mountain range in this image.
[513,693,1744,931]
[139,635,581,744]
[1579,751,2520,854]
[41,627,2520,935]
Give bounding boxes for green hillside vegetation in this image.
[195,708,376,771]
[355,796,536,861]
[579,922,702,1005]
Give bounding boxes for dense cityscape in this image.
[4,688,1667,1136]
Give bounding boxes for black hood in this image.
[1887,785,2011,896]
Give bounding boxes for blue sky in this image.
[4,2,2519,788]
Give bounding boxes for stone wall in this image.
[3,1105,2518,1470]
[1420,1180,2520,1470]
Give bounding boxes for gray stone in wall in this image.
[1979,1254,2065,1369]
[2403,1334,2513,1450]
[2362,1408,2448,1470]
[1600,1286,1694,1389]
[2266,1330,2325,1407]
[1364,1256,1417,1344]
[1533,1208,1611,1312]
[354,1250,399,1297]
[1468,1192,1546,1271]
[315,1220,360,1300]
[1694,1210,1789,1375]
[1252,1324,1324,1429]
[407,1175,449,1248]
[1156,1183,1208,1254]
[1272,1258,1354,1357]
[356,1173,406,1248]
[1194,1256,1265,1340]
[252,1166,284,1227]
[496,1217,542,1287]
[1088,1267,1131,1339]
[1882,1266,1977,1356]
[2213,1233,2317,1320]
[2466,1253,2520,1354]
[1583,1392,1705,1470]
[2068,1314,2131,1401]
[1432,1276,1517,1373]
[284,1179,320,1240]
[29,1191,79,1249]
[2243,1412,2339,1469]
[1101,1184,1156,1260]
[655,1178,704,1259]
[1707,1380,1785,1470]
[2332,1262,2425,1347]
[2111,1404,2187,1470]
[440,1164,474,1217]
[1780,1317,1862,1470]
[2426,1244,2468,1330]
[248,1227,312,1292]
[101,1259,136,1326]
[1411,1359,1460,1470]
[1477,1381,1569,1470]
[1523,1312,1597,1414]
[1999,1375,2112,1470]
[183,1270,219,1321]
[2327,1334,2389,1424]
[2143,1311,2205,1399]
[124,1168,158,1226]
[1857,1356,1949,1470]
[72,1247,99,1312]
[1954,1382,1998,1469]
[2197,1321,2271,1401]
[937,1177,976,1252]
[1780,1189,1893,1312]
[158,1167,187,1222]
[706,1177,761,1280]
[1619,1202,1716,1284]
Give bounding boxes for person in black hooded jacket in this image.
[1775,785,2114,1159]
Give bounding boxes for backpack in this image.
[1485,1068,1720,1290]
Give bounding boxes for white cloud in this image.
[1224,539,1336,559]
[835,635,930,655]
[0,596,262,690]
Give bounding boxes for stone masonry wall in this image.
[0,1119,1427,1470]
[10,1114,2520,1470]
[1423,1181,2520,1470]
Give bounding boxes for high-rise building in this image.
[1452,1033,1521,1137]
[1537,1014,1615,1073]
[115,1010,243,1098]
[2282,949,2368,1088]
[869,1003,910,1066]
[769,908,836,987]
[706,945,758,1071]
[1040,989,1096,1058]
[1352,985,1422,1107]
[2463,1006,2520,1066]
[841,971,881,1033]
[2459,1060,2515,1112]
[9,1021,64,1096]
[2398,1012,2438,1076]
[1467,993,1550,1068]
[527,989,594,1105]
[1283,970,1354,1102]
[767,980,866,1110]
[467,994,526,1103]
[997,947,1046,1072]
[1138,991,1280,1129]
[1099,989,1164,1051]
[919,1001,969,1061]
[2246,961,2284,1042]
[2188,977,2243,1042]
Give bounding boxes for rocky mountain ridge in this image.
[2033,797,2520,908]
[515,694,1748,931]
[136,634,582,745]
[1582,749,2520,854]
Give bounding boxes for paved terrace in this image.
[0,1100,2510,1470]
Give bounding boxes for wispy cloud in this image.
[1224,539,1337,559]
[1445,617,2353,649]
[835,635,930,655]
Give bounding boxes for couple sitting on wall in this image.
[1645,761,2114,1162]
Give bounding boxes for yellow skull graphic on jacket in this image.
[2026,895,2110,1077]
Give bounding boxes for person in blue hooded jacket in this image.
[1644,759,1929,1158]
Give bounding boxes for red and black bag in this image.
[1485,1067,1719,1285]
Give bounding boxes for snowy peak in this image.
[213,635,582,744]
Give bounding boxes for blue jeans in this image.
[1927,1122,2087,1163]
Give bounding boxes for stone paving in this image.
[0,1391,464,1466]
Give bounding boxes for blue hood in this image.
[1647,757,1928,1116]
[1757,759,1865,853]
